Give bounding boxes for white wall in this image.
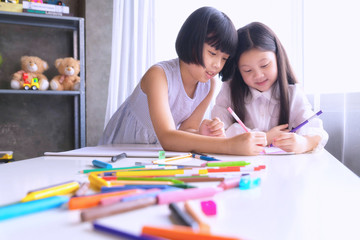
[154,0,303,80]
[153,0,303,119]
[304,0,360,94]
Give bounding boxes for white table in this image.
[0,145,359,240]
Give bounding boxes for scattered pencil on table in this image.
[93,222,157,240]
[21,181,80,202]
[184,200,211,232]
[153,153,192,164]
[142,225,241,240]
[0,196,69,221]
[0,147,265,240]
[92,159,113,169]
[74,182,90,197]
[169,202,199,230]
[111,152,127,162]
[192,153,221,161]
[81,197,157,222]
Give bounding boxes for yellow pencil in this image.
[116,169,186,177]
[89,173,111,189]
[110,180,174,186]
[153,153,192,164]
[21,181,80,202]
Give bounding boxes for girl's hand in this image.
[228,132,267,156]
[272,132,308,153]
[199,117,225,137]
[266,124,289,146]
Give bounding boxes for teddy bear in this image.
[10,56,49,90]
[50,57,80,91]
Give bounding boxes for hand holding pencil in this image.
[271,110,324,153]
[227,107,267,155]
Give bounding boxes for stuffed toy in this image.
[50,57,80,91]
[10,56,49,90]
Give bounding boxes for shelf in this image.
[0,10,81,29]
[0,89,81,96]
[0,11,86,160]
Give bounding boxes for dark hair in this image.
[221,22,298,125]
[175,7,237,67]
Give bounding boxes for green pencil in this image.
[80,165,145,174]
[115,177,185,184]
[206,161,250,167]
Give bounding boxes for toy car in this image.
[23,77,40,90]
[0,151,13,163]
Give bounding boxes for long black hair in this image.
[220,22,297,125]
[176,7,238,67]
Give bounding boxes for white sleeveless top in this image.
[99,58,211,144]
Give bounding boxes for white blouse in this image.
[211,81,328,150]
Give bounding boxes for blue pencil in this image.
[92,159,113,169]
[122,188,178,202]
[93,222,160,240]
[192,153,221,161]
[0,196,69,221]
[290,110,323,132]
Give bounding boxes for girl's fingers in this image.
[253,132,267,146]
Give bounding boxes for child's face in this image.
[238,48,278,92]
[194,43,230,83]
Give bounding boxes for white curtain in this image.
[104,0,154,127]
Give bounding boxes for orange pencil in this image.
[68,189,142,210]
[184,201,211,233]
[142,225,241,240]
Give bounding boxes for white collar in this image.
[246,85,279,104]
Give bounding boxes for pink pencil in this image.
[157,187,223,204]
[227,107,248,132]
[217,177,241,190]
[228,107,266,154]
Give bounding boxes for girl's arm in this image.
[141,66,266,155]
[178,78,216,133]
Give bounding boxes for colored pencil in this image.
[157,187,223,204]
[92,159,113,169]
[21,181,79,202]
[153,153,192,164]
[68,189,142,210]
[206,161,250,167]
[227,107,248,132]
[169,202,199,230]
[142,225,241,240]
[89,173,111,189]
[93,222,158,240]
[184,200,211,233]
[80,165,146,174]
[0,196,69,221]
[81,197,157,222]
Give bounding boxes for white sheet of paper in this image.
[44,144,187,158]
